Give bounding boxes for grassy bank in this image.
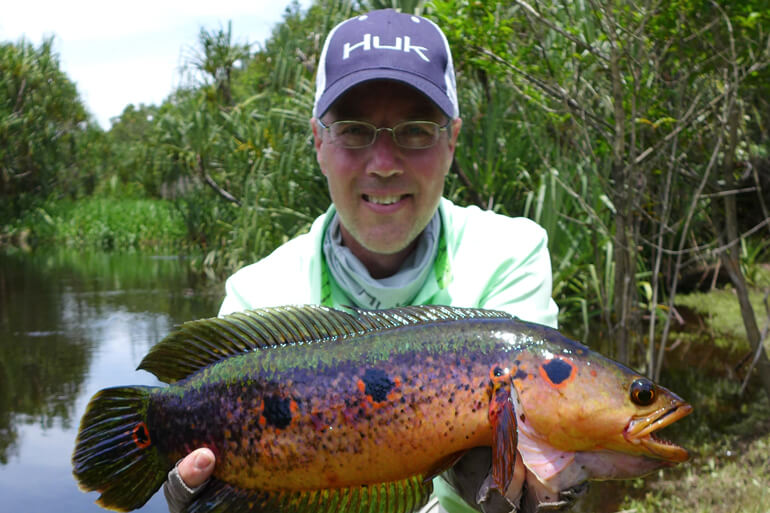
[2,197,189,252]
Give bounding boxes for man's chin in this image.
[359,236,414,256]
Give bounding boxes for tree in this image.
[184,22,250,106]
[0,37,90,218]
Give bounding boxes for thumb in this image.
[177,447,215,488]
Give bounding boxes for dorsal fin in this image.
[138,305,512,383]
[353,305,510,329]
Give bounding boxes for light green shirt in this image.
[218,197,559,512]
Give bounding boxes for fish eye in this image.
[630,378,656,406]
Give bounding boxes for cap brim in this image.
[314,68,456,119]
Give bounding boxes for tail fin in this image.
[72,386,167,512]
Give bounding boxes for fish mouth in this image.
[624,403,693,462]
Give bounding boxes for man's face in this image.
[312,81,462,258]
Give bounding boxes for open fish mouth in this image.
[624,403,693,462]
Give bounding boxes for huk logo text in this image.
[343,34,430,62]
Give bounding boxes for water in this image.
[0,250,220,513]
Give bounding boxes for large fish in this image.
[72,305,691,513]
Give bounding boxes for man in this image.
[164,9,558,513]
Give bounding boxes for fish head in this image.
[507,328,691,466]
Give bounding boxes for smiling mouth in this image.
[624,403,692,462]
[363,194,407,205]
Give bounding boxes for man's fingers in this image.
[177,448,216,488]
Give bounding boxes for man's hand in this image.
[163,448,215,513]
[442,447,526,513]
[178,448,215,487]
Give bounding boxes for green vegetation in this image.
[675,287,770,352]
[0,37,91,219]
[7,197,187,251]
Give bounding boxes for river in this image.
[0,250,220,512]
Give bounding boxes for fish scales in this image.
[72,305,692,513]
[148,317,528,490]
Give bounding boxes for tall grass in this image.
[444,71,620,339]
[8,197,188,251]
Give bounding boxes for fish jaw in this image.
[573,450,675,480]
[623,401,693,462]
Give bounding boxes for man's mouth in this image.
[363,194,406,206]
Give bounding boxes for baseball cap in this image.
[313,9,459,119]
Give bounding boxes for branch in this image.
[512,0,609,62]
[197,154,241,206]
[654,124,723,380]
[740,290,770,395]
[631,58,769,171]
[639,217,770,258]
[13,78,27,115]
[751,162,770,238]
[450,158,486,209]
[472,45,614,136]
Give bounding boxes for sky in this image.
[1,0,312,129]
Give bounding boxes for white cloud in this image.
[0,0,312,128]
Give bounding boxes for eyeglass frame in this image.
[315,118,451,149]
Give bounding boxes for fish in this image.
[71,305,692,513]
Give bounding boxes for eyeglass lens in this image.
[329,121,441,149]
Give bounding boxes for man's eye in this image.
[400,123,433,137]
[339,123,369,136]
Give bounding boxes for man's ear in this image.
[448,117,463,153]
[311,117,327,172]
[311,118,323,153]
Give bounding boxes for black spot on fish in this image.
[263,395,292,429]
[512,368,528,381]
[541,358,575,386]
[519,413,526,423]
[362,368,395,402]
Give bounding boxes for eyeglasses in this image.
[316,119,450,149]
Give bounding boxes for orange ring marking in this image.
[132,422,151,449]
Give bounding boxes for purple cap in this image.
[313,9,459,119]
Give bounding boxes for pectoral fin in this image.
[422,450,467,483]
[488,386,518,493]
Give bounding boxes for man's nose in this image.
[367,129,402,177]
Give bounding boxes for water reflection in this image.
[0,250,219,512]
